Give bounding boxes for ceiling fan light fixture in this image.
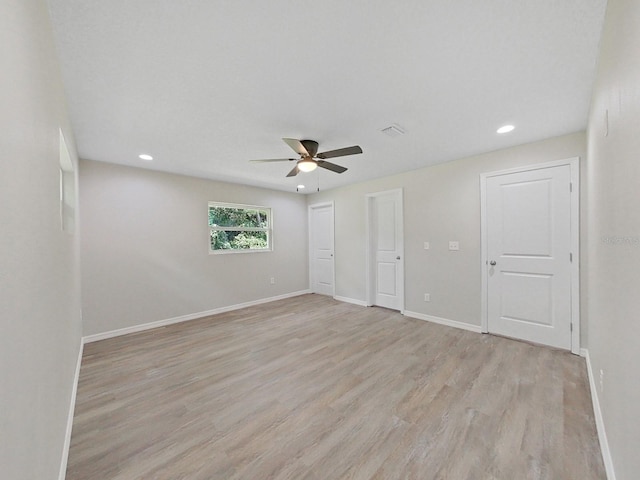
[297,158,317,173]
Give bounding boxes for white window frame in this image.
[59,129,76,234]
[208,201,273,254]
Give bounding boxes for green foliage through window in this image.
[208,204,271,252]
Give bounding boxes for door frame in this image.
[480,157,580,354]
[365,188,405,313]
[308,201,335,297]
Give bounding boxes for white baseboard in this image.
[59,339,84,480]
[582,348,616,480]
[403,311,482,333]
[334,295,368,307]
[83,290,311,343]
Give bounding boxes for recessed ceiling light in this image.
[496,125,515,134]
[138,154,153,161]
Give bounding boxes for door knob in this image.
[489,260,496,266]
[396,256,401,260]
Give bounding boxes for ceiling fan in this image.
[250,138,363,177]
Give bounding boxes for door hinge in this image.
[570,252,573,262]
[570,182,573,192]
[570,323,573,332]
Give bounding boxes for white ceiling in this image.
[47,0,607,193]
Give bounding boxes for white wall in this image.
[80,160,309,336]
[0,1,82,478]
[586,0,640,477]
[308,133,586,336]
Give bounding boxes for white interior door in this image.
[484,164,574,350]
[309,203,334,296]
[368,189,404,311]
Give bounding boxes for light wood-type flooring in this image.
[67,294,605,479]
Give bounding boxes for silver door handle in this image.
[396,256,401,260]
[489,260,496,266]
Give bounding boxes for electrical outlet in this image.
[270,277,275,285]
[424,293,430,302]
[449,241,459,251]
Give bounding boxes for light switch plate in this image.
[423,241,430,250]
[449,241,459,251]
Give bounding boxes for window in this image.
[208,202,272,253]
[59,129,76,234]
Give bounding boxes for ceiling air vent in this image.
[380,124,406,138]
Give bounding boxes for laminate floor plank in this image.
[66,294,605,479]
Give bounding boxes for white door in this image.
[309,203,334,296]
[484,164,573,350]
[368,189,404,311]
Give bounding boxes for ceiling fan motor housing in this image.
[300,140,319,158]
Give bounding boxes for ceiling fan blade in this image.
[317,160,347,174]
[316,145,362,159]
[250,158,296,163]
[286,165,299,177]
[282,138,309,156]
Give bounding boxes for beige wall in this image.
[586,0,640,477]
[309,132,586,338]
[79,160,309,336]
[0,0,82,478]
